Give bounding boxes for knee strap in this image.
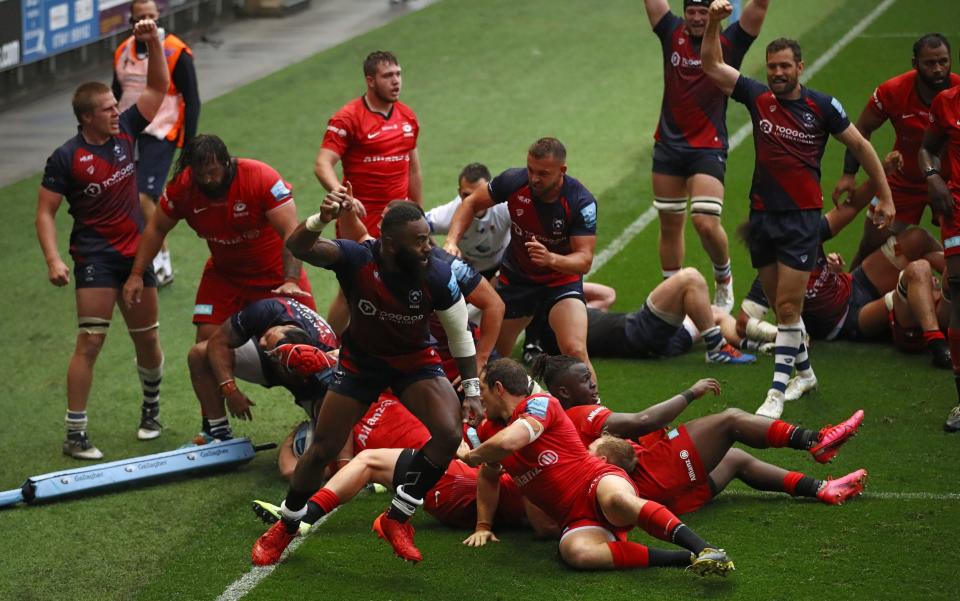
[78,316,110,336]
[653,196,688,214]
[880,236,908,270]
[128,322,159,334]
[690,196,723,217]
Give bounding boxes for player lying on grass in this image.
[457,358,736,576]
[527,355,866,519]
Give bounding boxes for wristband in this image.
[462,377,481,398]
[219,379,238,396]
[305,213,327,232]
[475,521,492,532]
[680,389,696,403]
[925,167,940,179]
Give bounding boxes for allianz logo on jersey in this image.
[671,51,701,68]
[758,119,817,145]
[83,162,135,196]
[357,298,424,324]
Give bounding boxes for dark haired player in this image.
[251,197,484,565]
[186,297,339,443]
[443,137,600,382]
[702,0,894,418]
[122,134,315,341]
[35,18,168,459]
[643,0,771,312]
[833,33,960,267]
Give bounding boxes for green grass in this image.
[1,0,958,599]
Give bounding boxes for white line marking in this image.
[720,489,960,501]
[588,0,897,279]
[215,509,338,601]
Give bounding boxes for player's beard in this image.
[530,178,560,203]
[396,246,429,278]
[198,161,236,199]
[919,70,951,92]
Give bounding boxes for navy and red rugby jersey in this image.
[330,239,462,371]
[653,11,755,150]
[230,297,339,401]
[42,106,148,263]
[488,168,597,287]
[732,75,851,211]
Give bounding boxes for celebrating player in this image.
[35,18,168,459]
[532,355,867,516]
[643,0,770,312]
[443,138,599,382]
[701,0,894,418]
[458,358,735,576]
[122,134,315,341]
[833,33,959,267]
[113,0,201,285]
[251,198,484,566]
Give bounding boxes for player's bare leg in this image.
[496,315,533,358]
[548,298,595,383]
[64,288,116,459]
[653,172,687,280]
[195,322,218,343]
[688,174,733,312]
[118,285,164,440]
[186,339,235,442]
[943,255,960,432]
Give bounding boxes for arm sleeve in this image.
[569,193,598,237]
[172,52,200,145]
[230,300,280,340]
[428,259,464,311]
[158,174,185,218]
[488,169,525,205]
[257,163,294,211]
[120,104,150,136]
[424,197,461,234]
[321,113,352,156]
[824,96,852,135]
[652,11,682,44]
[450,256,482,296]
[329,239,371,273]
[111,71,123,104]
[731,74,765,106]
[721,21,756,69]
[41,150,70,195]
[565,405,612,440]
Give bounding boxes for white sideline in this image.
[722,489,960,502]
[587,0,898,279]
[215,509,338,601]
[217,1,902,599]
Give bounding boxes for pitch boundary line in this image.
[721,488,960,501]
[587,0,898,279]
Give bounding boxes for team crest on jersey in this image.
[552,217,564,234]
[538,450,559,466]
[234,202,247,212]
[408,289,422,306]
[358,299,377,316]
[84,183,102,196]
[759,119,774,134]
[402,123,413,133]
[86,166,95,175]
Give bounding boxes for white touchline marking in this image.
[721,489,960,501]
[215,509,339,601]
[587,0,898,279]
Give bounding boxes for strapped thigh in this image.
[690,196,723,217]
[653,196,688,214]
[78,316,110,336]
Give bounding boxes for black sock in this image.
[303,500,323,525]
[670,524,708,555]
[954,375,960,402]
[795,476,823,498]
[385,449,446,522]
[789,426,819,450]
[648,548,697,568]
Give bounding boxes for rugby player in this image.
[122,134,315,341]
[36,18,168,459]
[443,138,600,382]
[113,0,200,284]
[532,355,867,518]
[919,57,960,431]
[833,34,959,268]
[458,358,735,576]
[251,198,483,565]
[643,0,770,312]
[702,0,894,418]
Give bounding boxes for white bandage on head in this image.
[518,418,543,443]
[746,317,778,342]
[435,296,476,358]
[78,316,110,336]
[741,298,770,321]
[690,196,723,217]
[653,196,688,214]
[880,235,909,271]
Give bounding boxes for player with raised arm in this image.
[443,138,599,382]
[35,18,169,459]
[701,0,894,418]
[531,355,867,516]
[251,197,484,565]
[122,135,315,342]
[643,0,770,312]
[920,59,960,431]
[833,34,959,268]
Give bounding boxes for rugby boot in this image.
[251,520,298,566]
[63,432,103,460]
[689,548,735,577]
[784,373,818,401]
[944,405,960,433]
[816,469,868,505]
[714,276,735,314]
[706,343,756,365]
[810,410,864,464]
[755,390,785,419]
[252,500,312,535]
[372,512,423,563]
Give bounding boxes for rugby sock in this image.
[662,268,680,280]
[607,541,693,569]
[303,488,340,525]
[795,341,813,378]
[279,499,308,534]
[772,322,803,394]
[740,338,763,352]
[783,472,823,498]
[764,420,818,449]
[137,360,162,418]
[923,330,946,345]
[206,416,233,441]
[713,261,732,283]
[636,501,707,553]
[65,410,88,437]
[701,325,724,353]
[386,449,445,522]
[948,328,960,373]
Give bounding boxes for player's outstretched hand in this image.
[831,174,856,207]
[462,395,483,428]
[709,0,732,22]
[463,529,499,547]
[442,239,463,258]
[690,378,721,399]
[883,150,903,175]
[47,257,70,287]
[525,238,554,268]
[122,274,144,307]
[132,18,159,42]
[224,387,256,421]
[271,281,313,301]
